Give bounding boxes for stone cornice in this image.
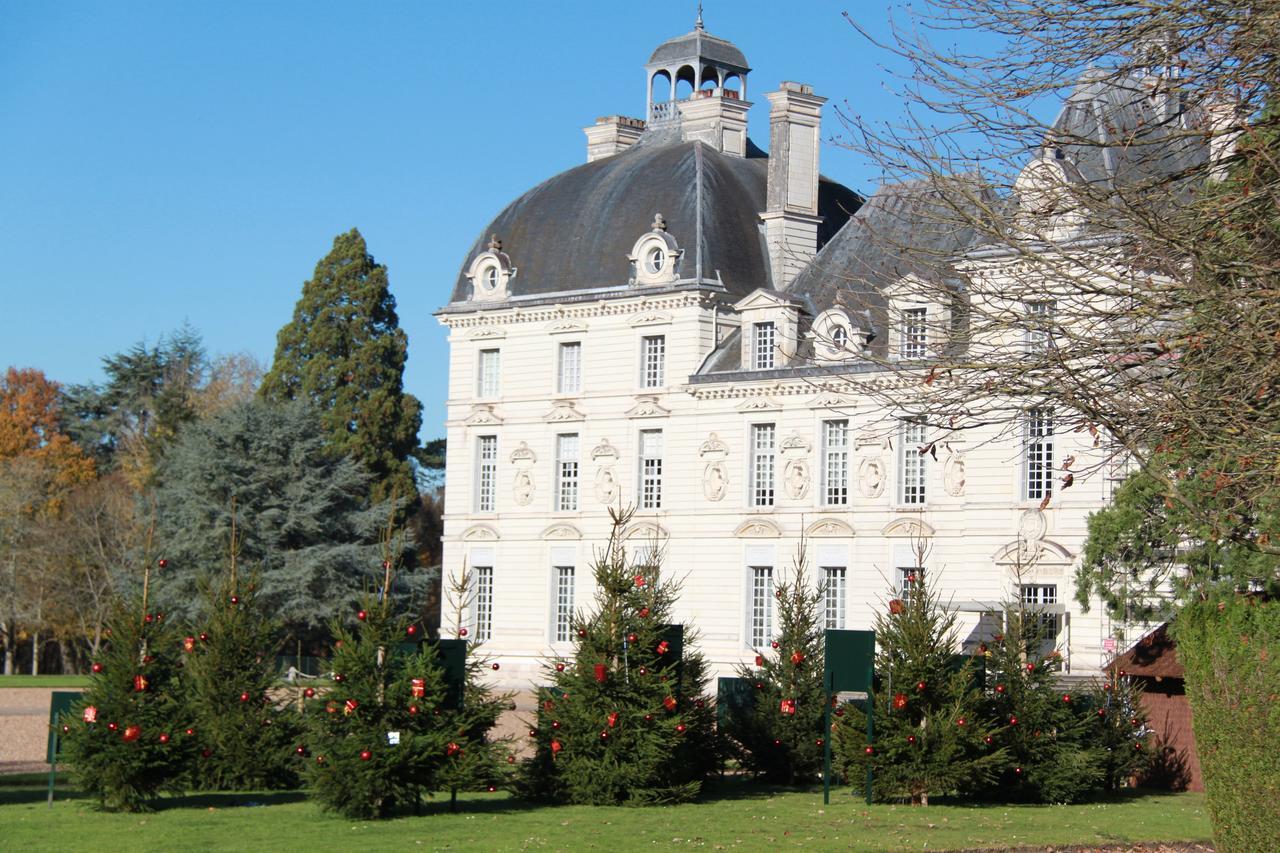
[438,291,715,330]
[690,375,921,401]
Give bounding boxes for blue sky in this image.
[0,1,922,438]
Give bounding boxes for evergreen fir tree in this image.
[1087,673,1151,791]
[303,546,508,819]
[726,541,827,784]
[260,229,422,504]
[519,507,719,805]
[183,504,302,790]
[63,559,196,811]
[832,566,1003,804]
[977,607,1107,803]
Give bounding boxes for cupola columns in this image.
[761,82,826,289]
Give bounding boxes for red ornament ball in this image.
[1025,662,1035,673]
[230,596,240,605]
[107,722,118,731]
[487,786,497,793]
[409,705,419,715]
[304,687,316,698]
[185,728,195,736]
[158,733,170,744]
[1097,708,1107,717]
[755,682,764,690]
[644,713,654,722]
[359,750,372,761]
[507,755,516,764]
[1134,742,1144,751]
[528,729,537,738]
[316,755,326,764]
[1062,694,1072,703]
[144,614,154,624]
[627,633,638,644]
[915,680,927,692]
[790,651,805,666]
[199,632,209,642]
[1009,715,1019,725]
[91,663,103,673]
[239,692,250,703]
[406,625,418,636]
[157,558,168,569]
[984,736,993,745]
[638,607,650,618]
[864,746,874,755]
[815,738,824,747]
[600,730,609,740]
[551,720,561,729]
[754,654,764,667]
[773,739,782,747]
[333,673,345,683]
[382,560,391,570]
[201,748,212,758]
[638,667,648,676]
[770,641,780,649]
[357,610,367,622]
[1014,766,1023,775]
[491,663,500,670]
[295,745,306,756]
[577,628,587,639]
[907,735,917,745]
[61,724,70,734]
[675,723,686,734]
[459,627,469,637]
[995,684,1006,694]
[555,662,566,672]
[957,717,966,727]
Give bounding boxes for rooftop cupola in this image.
[644,11,752,156]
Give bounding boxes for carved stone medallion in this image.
[784,459,809,500]
[943,453,966,497]
[703,462,728,501]
[858,457,886,498]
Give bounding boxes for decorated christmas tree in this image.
[977,606,1108,802]
[63,558,197,811]
[832,565,1003,804]
[182,504,302,790]
[303,537,509,818]
[1087,672,1151,791]
[726,541,827,784]
[519,507,719,805]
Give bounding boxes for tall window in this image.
[1019,583,1060,656]
[639,430,663,509]
[897,420,927,505]
[901,307,927,359]
[898,565,924,604]
[554,565,575,643]
[641,335,665,388]
[823,566,847,629]
[749,566,774,647]
[472,565,494,641]
[753,322,776,370]
[557,342,581,394]
[475,435,497,512]
[476,348,500,398]
[1024,408,1054,501]
[750,423,776,507]
[1025,300,1055,353]
[822,419,849,506]
[555,433,579,511]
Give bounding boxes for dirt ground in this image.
[0,686,538,775]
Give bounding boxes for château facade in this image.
[436,18,1190,687]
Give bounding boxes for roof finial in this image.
[652,212,668,232]
[695,2,704,30]
[487,234,502,252]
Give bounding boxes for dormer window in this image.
[902,307,927,359]
[753,322,776,370]
[465,235,515,302]
[646,246,666,274]
[629,213,682,285]
[832,325,848,350]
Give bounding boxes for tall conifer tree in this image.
[260,229,422,503]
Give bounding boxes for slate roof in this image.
[1106,623,1184,680]
[1045,70,1208,191]
[448,141,860,305]
[647,27,749,71]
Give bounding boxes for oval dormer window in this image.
[646,246,666,274]
[832,325,848,350]
[483,267,499,290]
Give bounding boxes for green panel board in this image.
[46,691,80,764]
[824,629,875,694]
[716,676,755,728]
[435,639,467,710]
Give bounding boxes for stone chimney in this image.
[584,116,646,163]
[761,82,826,288]
[676,90,751,156]
[1206,99,1246,181]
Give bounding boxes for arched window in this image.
[832,325,848,350]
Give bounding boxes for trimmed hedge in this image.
[1176,595,1280,853]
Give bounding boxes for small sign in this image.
[1103,638,1117,652]
[386,731,401,746]
[835,690,868,704]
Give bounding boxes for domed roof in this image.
[647,26,748,71]
[449,140,860,304]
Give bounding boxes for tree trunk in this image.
[58,639,73,675]
[2,619,13,675]
[31,631,39,675]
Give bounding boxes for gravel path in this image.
[0,687,83,775]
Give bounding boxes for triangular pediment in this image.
[733,287,804,313]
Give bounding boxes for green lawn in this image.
[0,774,1211,852]
[0,675,90,688]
